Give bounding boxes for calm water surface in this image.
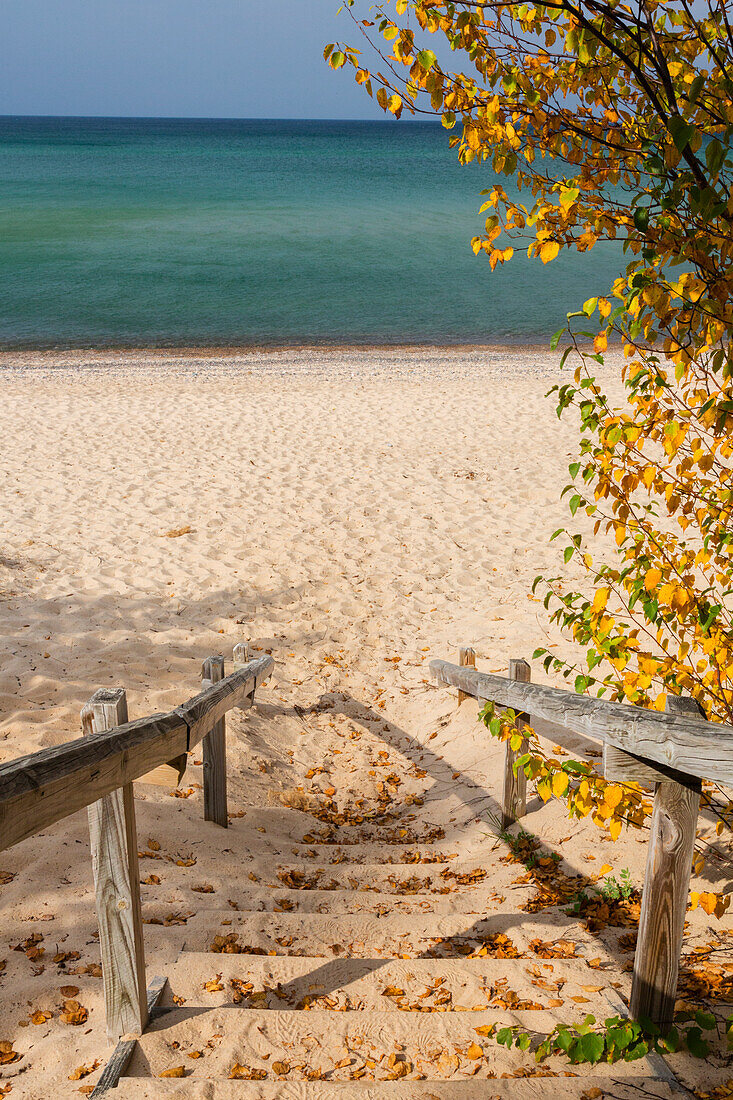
[0,117,623,347]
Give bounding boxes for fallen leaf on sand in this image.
[162,526,192,538]
[60,999,88,1025]
[68,1061,100,1081]
[229,1063,267,1080]
[0,1041,20,1065]
[159,1066,186,1078]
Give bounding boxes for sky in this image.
[0,0,386,119]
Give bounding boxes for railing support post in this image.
[233,642,255,709]
[630,695,702,1033]
[457,647,476,704]
[201,656,228,827]
[82,689,147,1043]
[501,658,531,829]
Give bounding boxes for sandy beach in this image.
[0,347,730,1097]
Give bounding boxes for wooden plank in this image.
[201,656,228,828]
[429,659,733,785]
[83,690,147,1043]
[603,743,695,788]
[233,642,256,709]
[630,695,703,1034]
[0,711,188,854]
[631,770,701,1030]
[136,752,188,788]
[457,647,476,704]
[501,659,530,829]
[89,976,167,1096]
[175,653,273,747]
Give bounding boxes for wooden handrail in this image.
[0,654,273,855]
[430,657,733,785]
[433,650,722,1037]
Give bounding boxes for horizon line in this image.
[0,113,439,124]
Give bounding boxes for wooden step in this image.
[162,952,626,1015]
[141,879,527,918]
[167,911,613,962]
[123,1005,665,1082]
[115,1077,680,1099]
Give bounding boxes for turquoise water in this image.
[0,117,623,347]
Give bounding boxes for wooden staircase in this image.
[94,715,684,1097]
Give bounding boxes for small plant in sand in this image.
[491,1007,732,1066]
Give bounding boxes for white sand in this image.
[0,348,729,1097]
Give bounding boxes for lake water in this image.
[0,116,623,348]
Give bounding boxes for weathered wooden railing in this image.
[432,650,732,1035]
[0,644,273,1046]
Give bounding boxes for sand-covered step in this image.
[140,866,523,917]
[143,886,511,918]
[124,1005,662,1082]
[240,805,494,851]
[175,911,616,962]
[163,952,626,1015]
[115,1077,680,1099]
[284,842,461,865]
[143,854,515,894]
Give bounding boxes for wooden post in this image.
[501,658,531,829]
[630,695,703,1033]
[201,656,227,828]
[457,647,476,704]
[82,689,147,1043]
[233,642,255,709]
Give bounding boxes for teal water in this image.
[0,117,623,347]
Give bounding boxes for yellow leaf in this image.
[604,784,623,810]
[539,240,560,263]
[645,568,662,592]
[608,819,622,841]
[592,588,610,613]
[552,770,569,798]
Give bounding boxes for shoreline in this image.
[0,343,626,380]
[0,341,560,358]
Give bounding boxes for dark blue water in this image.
[0,117,622,347]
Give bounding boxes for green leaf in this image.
[668,115,696,152]
[417,49,437,71]
[554,1028,574,1054]
[688,73,705,103]
[633,207,649,232]
[550,325,565,351]
[685,1027,709,1059]
[578,1032,605,1064]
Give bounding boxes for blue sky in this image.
[0,0,386,118]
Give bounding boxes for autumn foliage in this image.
[329,0,733,894]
